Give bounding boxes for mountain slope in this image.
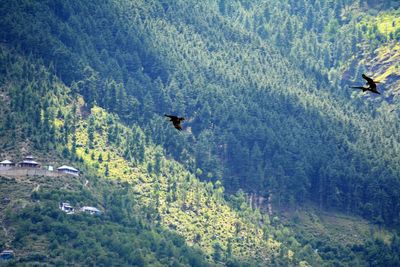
[0,174,213,266]
[0,46,320,266]
[2,0,400,227]
[1,0,400,265]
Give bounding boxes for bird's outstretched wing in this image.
[165,114,185,130]
[350,86,381,94]
[362,74,374,84]
[164,114,178,120]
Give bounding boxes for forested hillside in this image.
[1,0,400,265]
[0,46,316,266]
[3,0,398,226]
[1,173,212,266]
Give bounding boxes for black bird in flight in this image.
[362,74,380,92]
[164,114,185,131]
[350,74,381,94]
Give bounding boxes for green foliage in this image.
[0,49,289,265]
[2,179,211,266]
[2,0,400,228]
[1,0,400,265]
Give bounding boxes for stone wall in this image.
[0,167,61,177]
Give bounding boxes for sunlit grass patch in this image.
[358,10,400,40]
[376,13,400,37]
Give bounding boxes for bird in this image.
[350,74,381,95]
[362,74,381,93]
[164,114,185,130]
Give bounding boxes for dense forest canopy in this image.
[1,0,400,265]
[1,0,400,225]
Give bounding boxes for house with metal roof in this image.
[0,160,14,169]
[57,165,79,176]
[0,250,14,260]
[2,197,10,205]
[59,202,75,214]
[17,156,41,168]
[80,206,101,215]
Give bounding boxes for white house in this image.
[0,250,14,260]
[59,202,75,214]
[0,160,14,169]
[57,165,79,176]
[80,206,101,215]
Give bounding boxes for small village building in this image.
[0,160,14,169]
[2,197,10,205]
[17,156,41,168]
[80,206,101,215]
[59,202,75,214]
[0,250,14,260]
[57,165,79,176]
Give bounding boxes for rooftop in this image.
[81,206,101,212]
[18,160,40,165]
[0,250,14,255]
[61,202,73,208]
[57,165,79,172]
